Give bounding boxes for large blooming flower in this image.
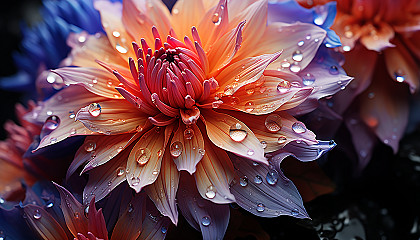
[27,0,350,238]
[298,0,420,171]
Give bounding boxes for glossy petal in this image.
[170,122,204,174]
[23,205,68,240]
[87,199,108,240]
[202,109,267,164]
[145,146,180,225]
[194,137,235,204]
[138,200,171,240]
[178,174,230,240]
[171,0,205,39]
[230,154,309,218]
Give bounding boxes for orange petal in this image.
[360,22,395,52]
[54,183,88,237]
[76,100,149,135]
[53,67,124,100]
[145,146,179,225]
[194,137,235,204]
[23,205,68,240]
[170,122,205,174]
[226,110,317,153]
[214,51,281,97]
[126,126,168,192]
[171,0,205,39]
[198,0,230,50]
[65,32,127,68]
[384,37,420,93]
[202,109,267,164]
[110,193,146,240]
[94,0,136,58]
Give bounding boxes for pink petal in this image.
[75,100,149,135]
[202,109,267,164]
[23,204,68,240]
[87,199,108,240]
[194,137,235,204]
[170,122,204,174]
[229,154,309,218]
[126,126,169,192]
[145,147,180,225]
[178,173,230,239]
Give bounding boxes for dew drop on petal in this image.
[329,65,339,75]
[131,177,140,186]
[292,50,303,62]
[302,73,315,86]
[50,137,57,144]
[254,175,263,184]
[289,63,301,73]
[266,168,279,185]
[184,128,194,140]
[205,185,216,199]
[281,59,291,69]
[247,149,254,156]
[116,167,125,176]
[44,115,60,131]
[201,216,211,226]
[239,176,248,187]
[88,103,101,117]
[277,136,287,144]
[116,43,128,53]
[212,13,221,25]
[292,122,306,134]
[128,203,134,213]
[394,70,405,82]
[297,40,304,47]
[265,114,282,132]
[277,80,291,93]
[170,141,183,157]
[291,208,299,216]
[244,101,255,112]
[256,203,265,212]
[84,140,96,152]
[198,148,206,156]
[260,141,267,149]
[229,123,248,142]
[68,111,76,119]
[161,226,167,234]
[135,148,151,165]
[47,72,65,90]
[33,210,41,219]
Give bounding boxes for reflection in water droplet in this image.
[292,122,306,134]
[229,123,248,142]
[33,210,41,219]
[256,203,265,212]
[265,115,282,132]
[84,140,96,152]
[277,136,287,144]
[131,177,140,186]
[239,177,248,187]
[254,175,263,184]
[44,116,60,133]
[289,63,301,73]
[201,216,211,226]
[170,141,183,157]
[302,73,315,86]
[277,80,291,93]
[117,167,125,176]
[266,168,279,185]
[297,40,304,47]
[212,13,221,25]
[205,185,216,199]
[88,103,101,117]
[136,148,151,165]
[292,50,303,62]
[184,128,194,140]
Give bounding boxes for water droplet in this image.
[329,66,339,75]
[172,8,179,14]
[46,72,65,90]
[254,175,263,184]
[266,168,279,185]
[256,203,265,212]
[131,177,140,186]
[247,149,254,156]
[0,198,5,204]
[201,216,211,226]
[277,80,291,93]
[170,141,183,157]
[265,115,282,132]
[33,210,41,219]
[44,115,60,131]
[184,128,194,140]
[135,148,151,165]
[117,167,125,176]
[289,63,301,73]
[128,203,133,213]
[292,50,303,62]
[78,35,87,43]
[246,88,255,95]
[161,226,167,234]
[291,208,299,216]
[198,148,206,156]
[224,85,234,95]
[239,176,248,187]
[343,45,351,52]
[302,73,315,86]
[50,137,57,144]
[244,101,255,112]
[88,103,101,117]
[212,13,221,25]
[253,162,259,166]
[229,123,248,142]
[292,122,306,134]
[297,40,304,47]
[116,43,128,53]
[70,128,77,135]
[68,111,76,119]
[260,141,267,149]
[84,140,96,152]
[112,31,121,37]
[205,185,216,199]
[277,136,287,144]
[394,70,405,82]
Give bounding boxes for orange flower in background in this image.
[299,0,420,170]
[26,0,350,238]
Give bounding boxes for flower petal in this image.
[227,110,317,153]
[23,205,68,240]
[110,193,146,240]
[54,183,88,237]
[202,109,267,164]
[52,67,123,100]
[170,122,204,174]
[126,127,168,192]
[76,100,149,135]
[229,154,309,218]
[87,199,108,240]
[270,141,336,164]
[194,137,235,204]
[360,22,395,52]
[198,0,230,50]
[171,0,205,39]
[138,199,171,240]
[145,146,179,225]
[178,173,230,240]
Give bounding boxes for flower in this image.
[298,0,420,171]
[27,0,350,238]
